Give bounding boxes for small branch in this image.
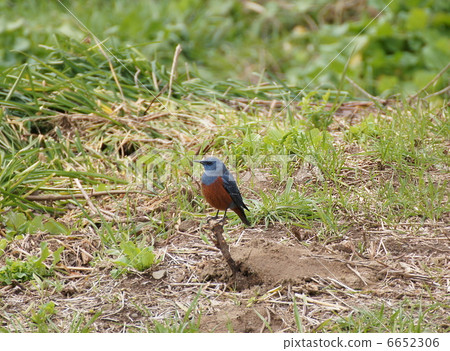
[424,85,450,100]
[345,77,386,105]
[211,223,240,276]
[74,179,101,213]
[144,83,169,114]
[294,293,346,311]
[26,189,151,202]
[346,264,368,286]
[63,266,95,271]
[133,68,141,88]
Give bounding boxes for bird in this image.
[195,156,250,226]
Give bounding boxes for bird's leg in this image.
[207,210,221,223]
[220,208,228,224]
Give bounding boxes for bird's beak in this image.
[194,160,203,164]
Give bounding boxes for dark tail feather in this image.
[233,207,251,226]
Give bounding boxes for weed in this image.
[149,289,202,333]
[0,211,70,241]
[252,178,316,226]
[30,302,57,333]
[325,301,448,333]
[293,295,303,333]
[69,311,102,333]
[298,91,336,130]
[111,240,160,277]
[0,242,64,285]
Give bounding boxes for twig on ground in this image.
[425,85,450,100]
[144,84,169,114]
[346,264,368,285]
[74,178,115,219]
[294,293,347,311]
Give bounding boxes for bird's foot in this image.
[219,215,227,224]
[206,215,227,225]
[206,215,219,223]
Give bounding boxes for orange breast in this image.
[201,176,233,211]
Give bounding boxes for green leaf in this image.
[139,248,156,271]
[120,241,140,258]
[27,215,45,234]
[0,239,7,256]
[52,246,65,266]
[406,8,428,31]
[36,241,50,264]
[113,256,130,267]
[113,241,159,273]
[43,219,70,235]
[375,20,393,36]
[376,75,399,95]
[5,212,27,230]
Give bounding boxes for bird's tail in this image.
[233,207,251,226]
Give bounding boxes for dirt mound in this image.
[196,235,382,332]
[198,237,375,290]
[233,238,370,288]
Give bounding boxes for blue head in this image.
[195,156,231,184]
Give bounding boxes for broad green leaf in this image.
[44,219,70,235]
[139,248,156,270]
[120,241,140,258]
[27,215,45,234]
[5,212,27,230]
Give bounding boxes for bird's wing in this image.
[222,172,249,211]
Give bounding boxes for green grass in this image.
[0,303,102,333]
[252,177,318,227]
[1,0,449,96]
[0,242,63,285]
[0,44,446,225]
[255,298,448,333]
[148,289,202,333]
[326,301,449,333]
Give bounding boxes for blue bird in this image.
[195,157,250,226]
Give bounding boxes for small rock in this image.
[178,219,197,232]
[152,269,166,280]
